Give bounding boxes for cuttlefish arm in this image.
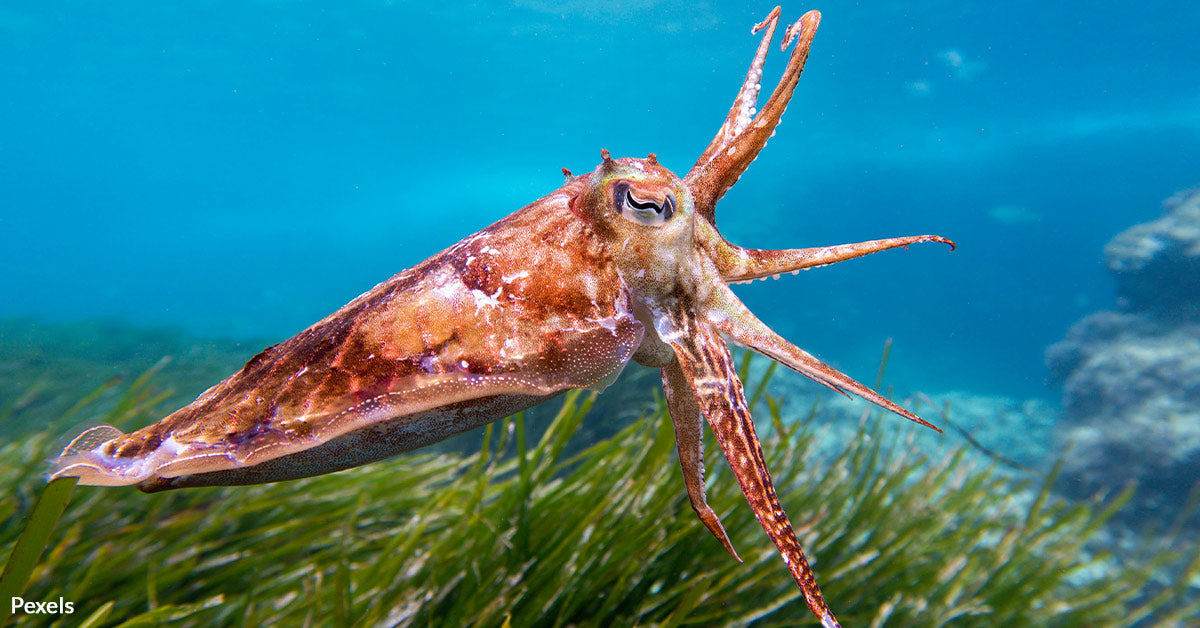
[705,279,941,432]
[689,7,781,180]
[701,219,956,282]
[662,358,741,562]
[686,9,821,223]
[658,306,840,628]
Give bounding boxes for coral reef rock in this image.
[1105,186,1200,317]
[1047,186,1200,523]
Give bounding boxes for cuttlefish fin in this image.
[705,281,942,433]
[662,359,741,563]
[659,308,840,627]
[698,217,956,282]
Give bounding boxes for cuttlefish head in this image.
[569,151,706,309]
[567,9,951,414]
[567,9,954,628]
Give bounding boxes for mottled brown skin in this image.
[58,185,645,489]
[53,8,955,627]
[142,184,625,452]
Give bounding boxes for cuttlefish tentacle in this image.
[703,279,942,433]
[662,358,741,562]
[685,9,822,223]
[660,307,841,628]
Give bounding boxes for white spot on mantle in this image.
[471,286,503,314]
[500,337,523,360]
[502,270,530,283]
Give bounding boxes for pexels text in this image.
[11,596,75,615]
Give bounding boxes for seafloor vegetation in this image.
[1,321,1198,627]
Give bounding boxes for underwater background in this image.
[3,1,1200,626]
[4,0,1200,399]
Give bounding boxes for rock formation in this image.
[1047,186,1200,523]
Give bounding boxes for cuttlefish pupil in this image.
[615,181,676,224]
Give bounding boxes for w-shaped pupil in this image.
[627,192,663,212]
[614,181,676,223]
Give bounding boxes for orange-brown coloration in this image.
[53,8,954,626]
[665,303,835,620]
[61,187,645,490]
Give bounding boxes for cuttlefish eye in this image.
[613,181,676,225]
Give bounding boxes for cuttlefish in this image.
[52,8,953,626]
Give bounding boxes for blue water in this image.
[4,1,1199,401]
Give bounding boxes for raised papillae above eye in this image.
[613,181,676,225]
